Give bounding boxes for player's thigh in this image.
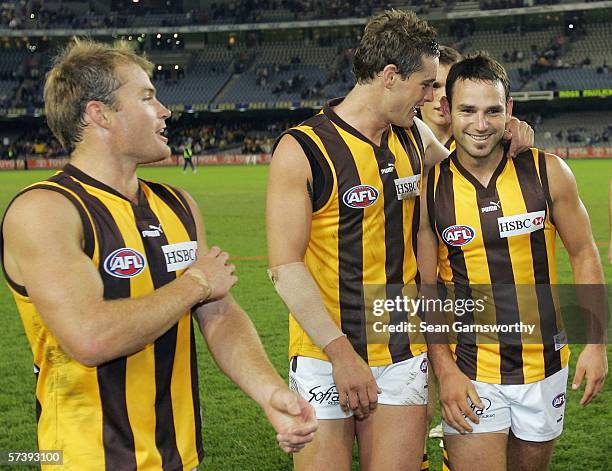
[444,432,508,471]
[507,431,556,471]
[356,404,427,471]
[293,418,355,471]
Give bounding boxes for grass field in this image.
[0,161,610,470]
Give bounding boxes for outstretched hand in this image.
[264,387,318,453]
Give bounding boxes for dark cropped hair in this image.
[353,9,439,83]
[445,52,510,109]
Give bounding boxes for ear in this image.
[381,64,398,89]
[440,95,451,124]
[83,101,113,129]
[506,97,513,121]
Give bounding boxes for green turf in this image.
[0,161,610,470]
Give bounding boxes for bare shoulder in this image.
[3,188,83,283]
[271,133,310,169]
[4,188,82,238]
[543,152,577,196]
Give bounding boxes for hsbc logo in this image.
[442,225,476,246]
[343,185,379,208]
[104,248,146,278]
[394,174,421,200]
[498,210,545,238]
[552,393,565,408]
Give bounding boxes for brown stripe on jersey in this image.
[426,167,437,233]
[392,125,422,284]
[52,173,137,468]
[375,131,409,362]
[146,182,197,241]
[35,366,41,424]
[131,199,183,470]
[436,159,478,379]
[284,128,334,212]
[312,118,368,361]
[475,174,525,385]
[513,151,561,377]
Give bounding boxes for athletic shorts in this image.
[289,353,428,420]
[443,366,568,442]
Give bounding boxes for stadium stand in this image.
[0,0,610,157]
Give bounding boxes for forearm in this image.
[76,271,207,366]
[569,248,604,284]
[428,343,461,380]
[198,300,286,407]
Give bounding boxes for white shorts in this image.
[289,353,428,420]
[443,366,568,442]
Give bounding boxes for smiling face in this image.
[382,55,438,128]
[109,63,171,164]
[420,62,451,128]
[449,78,512,159]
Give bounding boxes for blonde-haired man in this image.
[1,39,317,469]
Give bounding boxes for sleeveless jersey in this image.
[281,99,427,366]
[0,164,203,470]
[427,149,569,384]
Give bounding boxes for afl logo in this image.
[420,358,428,373]
[552,393,565,408]
[104,248,146,278]
[343,185,379,208]
[442,225,476,246]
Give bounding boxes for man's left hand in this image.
[572,344,608,406]
[503,116,535,158]
[263,387,318,453]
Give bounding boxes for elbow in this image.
[62,335,108,368]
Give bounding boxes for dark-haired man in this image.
[267,10,534,470]
[419,53,607,471]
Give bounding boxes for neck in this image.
[70,142,140,202]
[424,121,452,147]
[334,85,390,146]
[456,144,504,187]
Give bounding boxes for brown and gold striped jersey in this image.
[0,164,203,470]
[280,99,427,366]
[427,149,569,384]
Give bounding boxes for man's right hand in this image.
[438,366,483,434]
[187,246,237,302]
[324,336,381,419]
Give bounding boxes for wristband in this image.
[186,268,212,303]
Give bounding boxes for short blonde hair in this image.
[44,38,154,152]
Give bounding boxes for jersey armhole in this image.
[0,184,96,297]
[277,129,334,213]
[536,149,555,226]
